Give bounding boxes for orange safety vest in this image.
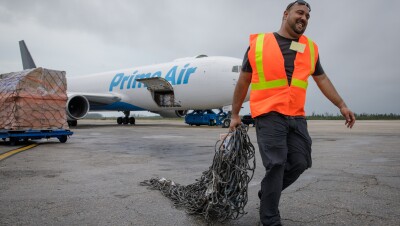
[248,33,318,117]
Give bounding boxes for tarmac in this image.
[0,119,399,226]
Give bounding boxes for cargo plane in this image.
[19,40,246,126]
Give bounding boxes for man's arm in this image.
[312,73,356,128]
[229,71,252,131]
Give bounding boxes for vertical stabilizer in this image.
[19,40,36,70]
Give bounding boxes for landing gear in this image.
[117,111,135,125]
[129,117,135,124]
[68,120,77,127]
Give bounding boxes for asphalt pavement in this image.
[1,119,399,226]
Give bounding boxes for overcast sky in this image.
[1,0,399,115]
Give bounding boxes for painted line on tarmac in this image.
[0,144,39,161]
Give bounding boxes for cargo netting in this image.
[0,67,69,130]
[140,125,256,222]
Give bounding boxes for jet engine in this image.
[154,110,188,118]
[66,94,90,120]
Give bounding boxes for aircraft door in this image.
[136,77,181,107]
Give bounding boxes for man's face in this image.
[285,3,310,35]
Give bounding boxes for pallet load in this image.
[0,67,69,130]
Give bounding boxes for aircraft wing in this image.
[68,92,122,106]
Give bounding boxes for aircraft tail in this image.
[19,40,36,70]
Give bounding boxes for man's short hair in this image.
[286,0,311,12]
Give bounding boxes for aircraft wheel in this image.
[123,117,129,124]
[68,120,77,127]
[222,119,231,128]
[129,117,135,125]
[117,117,123,125]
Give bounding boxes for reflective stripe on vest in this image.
[308,37,315,75]
[251,34,315,91]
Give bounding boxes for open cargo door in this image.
[136,77,181,107]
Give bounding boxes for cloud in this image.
[1,0,399,114]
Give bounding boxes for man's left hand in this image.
[340,107,356,128]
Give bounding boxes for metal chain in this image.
[140,125,256,222]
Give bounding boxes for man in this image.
[229,1,356,225]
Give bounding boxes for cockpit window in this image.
[232,65,241,73]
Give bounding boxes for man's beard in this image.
[290,19,307,34]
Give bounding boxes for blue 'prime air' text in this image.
[109,64,197,91]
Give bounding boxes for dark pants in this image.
[255,112,312,226]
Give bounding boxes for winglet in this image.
[19,40,36,70]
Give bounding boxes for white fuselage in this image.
[67,56,247,113]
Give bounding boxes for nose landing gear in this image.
[117,111,135,125]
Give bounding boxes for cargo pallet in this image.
[0,129,73,145]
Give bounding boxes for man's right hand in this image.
[229,114,242,132]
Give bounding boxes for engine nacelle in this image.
[155,110,188,118]
[66,94,90,120]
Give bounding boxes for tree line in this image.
[307,113,400,120]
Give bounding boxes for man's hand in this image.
[340,107,356,128]
[229,114,242,132]
[229,71,252,132]
[313,74,356,129]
